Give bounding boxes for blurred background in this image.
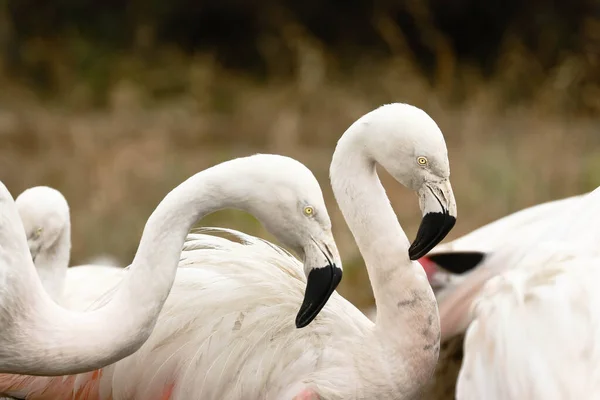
[0,0,599,315]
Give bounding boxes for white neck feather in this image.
[329,125,440,397]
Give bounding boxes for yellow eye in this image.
[35,227,43,238]
[303,206,314,216]
[417,156,428,166]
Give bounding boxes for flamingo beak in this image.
[409,179,457,260]
[295,239,343,328]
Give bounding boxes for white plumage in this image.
[457,255,600,399]
[0,103,458,399]
[447,186,600,398]
[66,229,372,399]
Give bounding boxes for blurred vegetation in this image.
[2,0,600,111]
[1,0,600,319]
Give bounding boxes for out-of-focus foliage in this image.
[2,0,600,112]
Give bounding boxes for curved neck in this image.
[0,162,261,376]
[33,226,71,303]
[329,135,440,395]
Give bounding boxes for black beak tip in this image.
[295,264,342,329]
[409,213,456,260]
[295,315,310,329]
[427,251,486,274]
[408,248,424,261]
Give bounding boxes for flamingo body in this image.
[457,256,600,399]
[0,230,369,399]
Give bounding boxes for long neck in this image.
[330,138,440,396]
[33,226,71,303]
[0,166,246,376]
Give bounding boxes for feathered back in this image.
[457,257,600,400]
[180,227,305,283]
[58,227,369,400]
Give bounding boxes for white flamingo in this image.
[14,186,123,308]
[14,186,72,302]
[454,185,600,399]
[0,103,457,400]
[0,154,342,377]
[14,186,122,305]
[14,181,341,324]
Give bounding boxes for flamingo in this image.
[14,186,72,302]
[13,186,124,309]
[14,186,125,305]
[453,185,600,399]
[413,184,600,399]
[0,154,342,376]
[0,102,458,399]
[414,190,600,400]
